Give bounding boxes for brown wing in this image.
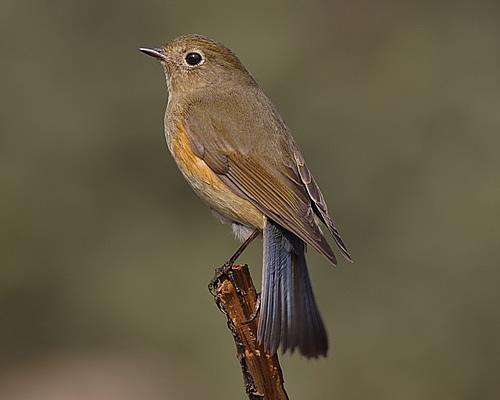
[182,88,347,265]
[293,152,352,261]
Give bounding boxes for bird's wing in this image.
[182,89,349,265]
[293,151,352,261]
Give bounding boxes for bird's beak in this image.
[139,47,167,61]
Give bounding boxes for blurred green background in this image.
[1,0,499,399]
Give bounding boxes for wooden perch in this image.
[209,264,289,400]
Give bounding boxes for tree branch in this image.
[209,264,289,400]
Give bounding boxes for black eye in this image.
[185,52,203,66]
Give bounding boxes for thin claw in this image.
[208,262,233,294]
[242,293,261,324]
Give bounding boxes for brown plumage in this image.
[140,34,352,357]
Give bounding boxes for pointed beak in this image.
[139,47,167,61]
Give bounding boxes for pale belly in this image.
[166,123,264,230]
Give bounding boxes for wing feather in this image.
[182,89,349,265]
[294,152,352,261]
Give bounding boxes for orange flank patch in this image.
[171,123,222,187]
[169,123,264,229]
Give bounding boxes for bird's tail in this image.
[257,218,328,358]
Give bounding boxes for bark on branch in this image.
[209,264,289,400]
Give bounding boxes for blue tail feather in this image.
[257,218,328,358]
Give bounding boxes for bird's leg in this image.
[209,229,260,293]
[226,228,261,266]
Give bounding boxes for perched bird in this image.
[140,34,351,358]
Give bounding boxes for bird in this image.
[140,34,351,358]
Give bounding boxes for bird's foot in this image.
[242,292,261,324]
[208,229,260,295]
[208,261,234,295]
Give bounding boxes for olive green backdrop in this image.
[1,0,499,399]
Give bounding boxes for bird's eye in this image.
[185,52,203,66]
